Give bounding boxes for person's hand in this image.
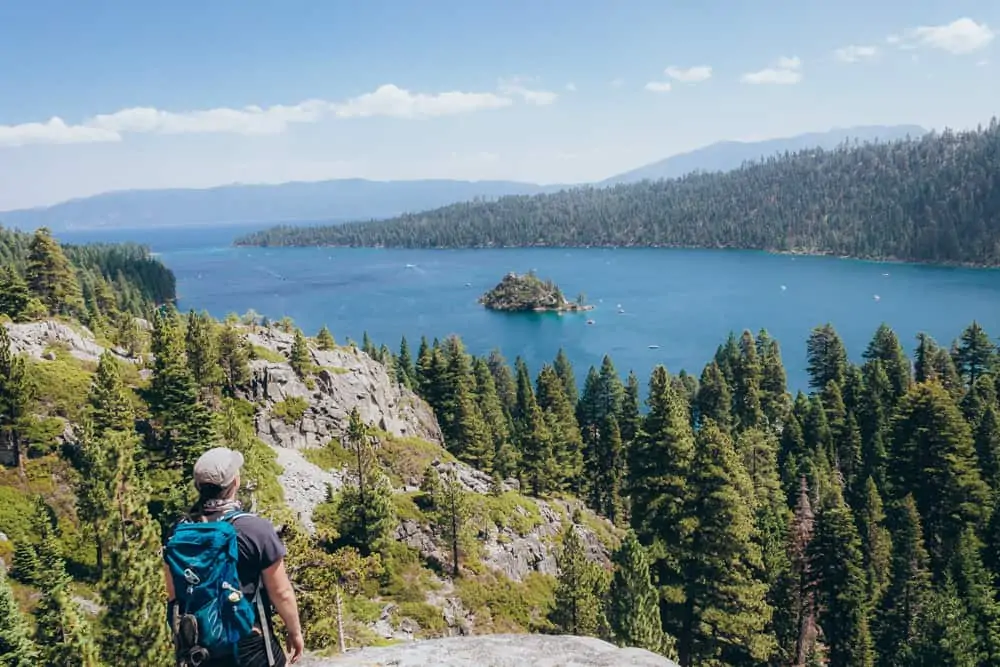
[286,630,305,664]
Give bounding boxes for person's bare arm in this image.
[262,557,304,663]
[163,562,176,601]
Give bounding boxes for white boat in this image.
[648,345,660,349]
[874,294,881,301]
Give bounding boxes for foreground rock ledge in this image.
[302,634,679,667]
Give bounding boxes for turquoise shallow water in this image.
[60,225,1000,392]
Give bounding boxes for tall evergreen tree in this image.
[909,578,981,667]
[608,531,674,658]
[486,348,516,417]
[99,432,172,667]
[518,392,556,497]
[335,409,396,555]
[536,365,584,492]
[33,538,100,667]
[890,382,990,570]
[591,414,626,525]
[806,324,848,391]
[786,478,819,667]
[863,324,911,404]
[450,382,493,471]
[974,404,1000,490]
[396,336,414,387]
[25,227,81,316]
[629,365,696,637]
[809,489,875,667]
[185,309,221,390]
[88,351,133,435]
[435,466,471,578]
[472,358,515,479]
[714,332,741,388]
[0,267,32,321]
[856,477,892,608]
[553,348,578,406]
[0,566,38,666]
[289,328,313,377]
[757,329,789,427]
[680,422,775,667]
[217,323,251,395]
[620,371,642,445]
[953,321,996,387]
[549,524,605,637]
[859,360,892,492]
[316,325,336,351]
[0,326,33,468]
[733,330,765,431]
[949,527,1000,664]
[875,494,931,667]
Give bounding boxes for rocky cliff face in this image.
[4,320,133,363]
[243,329,441,449]
[300,634,679,666]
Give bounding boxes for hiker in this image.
[164,447,305,666]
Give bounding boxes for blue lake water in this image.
[59,225,1000,392]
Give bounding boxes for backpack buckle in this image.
[183,568,201,585]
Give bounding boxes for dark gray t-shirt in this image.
[225,513,287,620]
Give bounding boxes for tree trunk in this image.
[336,585,346,654]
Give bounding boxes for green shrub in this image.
[272,396,309,425]
[456,571,555,633]
[468,492,543,536]
[251,345,286,363]
[396,602,447,636]
[303,441,352,471]
[320,366,350,375]
[392,493,425,523]
[27,356,94,422]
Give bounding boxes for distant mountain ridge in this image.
[0,125,925,231]
[605,125,927,184]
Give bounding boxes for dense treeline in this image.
[0,225,175,343]
[380,317,1000,666]
[238,119,1000,266]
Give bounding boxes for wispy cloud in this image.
[834,45,879,63]
[0,82,538,148]
[497,77,558,106]
[741,56,803,85]
[643,81,673,93]
[565,82,577,92]
[888,17,995,55]
[664,65,713,83]
[610,78,625,88]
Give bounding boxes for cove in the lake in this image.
[58,225,1000,392]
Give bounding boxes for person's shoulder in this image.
[231,512,279,534]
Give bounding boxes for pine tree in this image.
[536,365,584,493]
[953,321,996,387]
[519,394,556,497]
[185,309,221,390]
[809,489,875,667]
[733,330,765,431]
[486,348,516,417]
[620,371,642,444]
[361,331,375,357]
[25,227,81,316]
[0,267,31,321]
[217,323,251,395]
[858,360,891,491]
[317,325,336,351]
[0,326,32,468]
[451,383,492,471]
[608,531,674,657]
[289,328,313,377]
[974,405,1000,490]
[34,538,100,667]
[472,358,514,479]
[75,424,122,577]
[890,382,990,570]
[0,566,39,666]
[396,336,414,387]
[591,414,625,525]
[778,411,808,505]
[88,352,133,434]
[549,524,605,637]
[786,478,819,667]
[147,306,215,468]
[714,332,740,388]
[758,329,789,427]
[335,409,396,555]
[909,578,981,667]
[10,542,39,585]
[913,332,937,384]
[553,348,578,406]
[863,324,911,403]
[856,477,892,608]
[806,324,848,391]
[681,422,776,666]
[875,494,931,667]
[949,527,1000,663]
[436,466,471,578]
[99,432,172,667]
[629,365,695,641]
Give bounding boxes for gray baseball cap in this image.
[193,447,244,490]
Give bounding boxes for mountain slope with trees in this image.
[238,120,1000,266]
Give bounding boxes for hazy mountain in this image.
[0,125,928,231]
[0,179,564,232]
[604,125,927,184]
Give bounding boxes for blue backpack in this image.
[164,511,261,666]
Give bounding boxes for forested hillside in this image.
[239,120,1000,266]
[0,225,175,331]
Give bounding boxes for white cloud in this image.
[565,82,577,92]
[0,83,532,148]
[893,17,995,54]
[333,84,512,118]
[834,45,879,63]
[0,117,121,147]
[644,81,673,93]
[610,78,625,88]
[978,59,990,67]
[497,78,558,106]
[741,56,803,85]
[665,65,712,82]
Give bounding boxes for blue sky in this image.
[0,0,997,210]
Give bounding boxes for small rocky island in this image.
[479,271,592,313]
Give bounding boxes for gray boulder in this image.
[4,320,133,363]
[300,634,678,666]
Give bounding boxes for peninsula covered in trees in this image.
[237,119,1000,266]
[479,272,591,313]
